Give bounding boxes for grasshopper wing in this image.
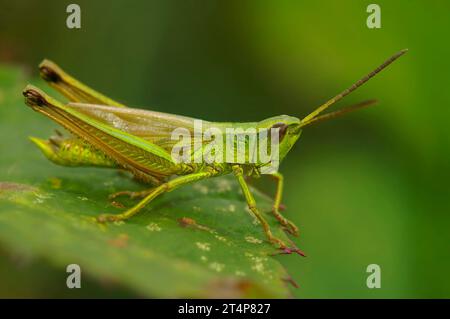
[67,102,207,153]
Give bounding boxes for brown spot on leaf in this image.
[178,217,197,227]
[0,182,36,193]
[108,234,129,248]
[205,277,255,298]
[178,217,211,232]
[48,177,62,189]
[0,182,38,200]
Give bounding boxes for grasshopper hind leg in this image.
[39,59,125,107]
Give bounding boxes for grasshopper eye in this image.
[271,122,288,141]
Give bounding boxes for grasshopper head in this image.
[257,115,302,163]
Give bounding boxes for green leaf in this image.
[0,65,298,298]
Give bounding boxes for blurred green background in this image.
[0,0,449,298]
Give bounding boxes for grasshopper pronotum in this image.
[23,49,407,254]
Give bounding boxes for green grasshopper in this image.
[23,49,407,255]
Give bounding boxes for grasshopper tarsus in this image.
[271,208,299,236]
[267,238,306,257]
[283,225,299,237]
[278,247,306,257]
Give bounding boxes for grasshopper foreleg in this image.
[270,172,299,236]
[233,165,289,250]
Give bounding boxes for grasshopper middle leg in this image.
[109,189,154,201]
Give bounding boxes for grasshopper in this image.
[23,49,407,255]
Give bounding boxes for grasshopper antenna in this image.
[301,49,408,124]
[300,99,378,128]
